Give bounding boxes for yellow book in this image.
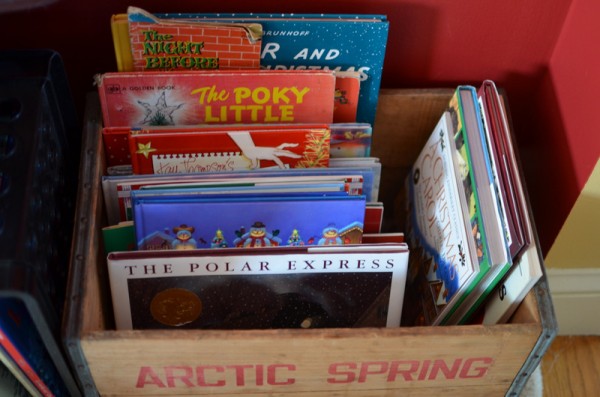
[110,13,133,72]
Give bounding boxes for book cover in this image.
[0,298,70,397]
[478,80,530,260]
[132,193,366,251]
[361,232,404,244]
[329,123,372,158]
[0,345,42,397]
[95,69,336,127]
[106,244,408,330]
[364,202,384,234]
[455,86,510,267]
[333,71,360,123]
[329,157,381,202]
[126,124,330,175]
[103,122,369,168]
[102,126,132,167]
[111,13,134,72]
[481,244,543,324]
[127,6,262,72]
[102,221,136,254]
[119,174,362,224]
[110,9,388,125]
[102,167,375,226]
[402,112,479,326]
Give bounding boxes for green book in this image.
[102,221,136,254]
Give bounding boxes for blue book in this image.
[0,298,71,396]
[130,8,389,126]
[132,193,366,250]
[102,166,377,225]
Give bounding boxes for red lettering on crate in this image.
[136,364,296,388]
[327,357,494,383]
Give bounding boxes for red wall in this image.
[0,0,577,254]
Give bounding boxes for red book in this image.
[126,124,331,174]
[95,70,336,128]
[333,71,360,123]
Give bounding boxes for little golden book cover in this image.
[107,244,409,330]
[95,70,336,128]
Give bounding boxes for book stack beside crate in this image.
[0,50,82,396]
[62,7,557,397]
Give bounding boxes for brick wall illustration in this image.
[129,22,261,71]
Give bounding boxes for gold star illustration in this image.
[136,141,157,158]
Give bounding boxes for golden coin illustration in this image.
[150,288,202,327]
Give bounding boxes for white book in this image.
[107,244,408,330]
[482,243,543,324]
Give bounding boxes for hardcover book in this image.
[481,244,543,324]
[0,298,71,397]
[132,192,366,251]
[110,8,388,125]
[442,86,513,325]
[106,244,409,330]
[118,174,363,224]
[95,69,336,128]
[101,167,376,226]
[0,352,36,397]
[478,80,530,260]
[126,124,331,175]
[330,123,372,158]
[103,121,368,168]
[127,6,262,71]
[401,112,479,326]
[329,157,381,202]
[332,71,360,123]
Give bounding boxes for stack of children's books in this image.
[401,81,541,327]
[99,7,411,332]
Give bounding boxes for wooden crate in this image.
[63,89,557,397]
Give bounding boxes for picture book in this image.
[102,221,135,254]
[329,157,381,201]
[442,86,513,325]
[0,298,71,397]
[100,209,384,256]
[119,174,363,223]
[0,345,42,397]
[481,243,543,324]
[478,80,531,260]
[126,124,330,175]
[330,123,372,158]
[110,8,388,125]
[401,112,479,326]
[364,202,384,234]
[132,181,351,200]
[95,69,336,127]
[111,13,134,72]
[127,6,262,71]
[106,243,408,330]
[132,192,366,251]
[103,126,133,167]
[103,121,368,168]
[361,232,404,244]
[102,167,376,226]
[454,86,510,268]
[332,71,360,123]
